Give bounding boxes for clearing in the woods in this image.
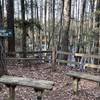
[0,64,100,100]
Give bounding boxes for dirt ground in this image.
[0,64,100,100]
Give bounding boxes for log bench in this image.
[66,71,100,95]
[0,75,54,100]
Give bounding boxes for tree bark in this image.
[7,0,15,56]
[61,0,72,60]
[44,0,47,50]
[58,0,64,50]
[52,0,55,47]
[94,0,100,64]
[30,0,35,52]
[0,0,7,76]
[0,0,2,27]
[21,0,27,58]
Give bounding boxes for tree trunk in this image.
[7,0,15,56]
[0,0,2,27]
[89,0,95,54]
[47,0,51,49]
[75,0,86,62]
[78,0,86,52]
[17,0,20,19]
[21,0,27,58]
[57,0,64,50]
[1,0,4,26]
[52,0,55,47]
[61,0,72,60]
[94,0,100,64]
[44,0,47,50]
[30,0,35,52]
[0,0,7,76]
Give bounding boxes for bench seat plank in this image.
[66,71,100,83]
[84,64,100,69]
[0,75,54,90]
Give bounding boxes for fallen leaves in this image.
[0,64,99,100]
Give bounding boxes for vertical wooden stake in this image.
[52,47,56,71]
[73,78,79,95]
[9,85,16,100]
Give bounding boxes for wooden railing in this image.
[6,50,52,66]
[6,50,52,55]
[56,51,100,67]
[57,51,100,59]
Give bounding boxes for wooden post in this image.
[9,85,16,100]
[52,47,56,71]
[98,82,100,87]
[73,78,79,95]
[37,91,42,100]
[34,88,44,100]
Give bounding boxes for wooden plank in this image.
[57,51,100,59]
[56,59,81,65]
[6,57,51,61]
[57,51,72,55]
[75,53,100,59]
[0,75,54,90]
[66,71,100,83]
[16,50,52,54]
[84,63,100,69]
[6,50,52,55]
[6,57,45,60]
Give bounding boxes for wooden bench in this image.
[66,71,100,95]
[0,75,54,100]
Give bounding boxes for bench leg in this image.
[9,85,16,100]
[34,88,44,100]
[98,82,100,87]
[37,91,43,100]
[73,78,80,95]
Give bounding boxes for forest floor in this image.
[0,63,100,100]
